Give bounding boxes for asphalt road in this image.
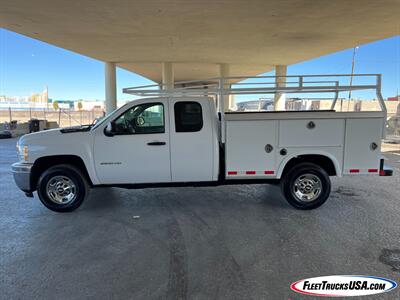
[1,137,399,299]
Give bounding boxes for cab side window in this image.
[174,102,203,132]
[114,103,164,134]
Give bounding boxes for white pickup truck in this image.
[12,74,392,212]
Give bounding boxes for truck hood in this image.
[19,126,91,144]
[17,127,94,163]
[19,128,64,145]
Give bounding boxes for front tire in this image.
[37,164,89,212]
[280,162,331,210]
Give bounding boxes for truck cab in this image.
[93,97,219,184]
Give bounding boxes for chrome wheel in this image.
[46,175,77,204]
[293,173,322,202]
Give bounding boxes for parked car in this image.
[0,131,12,139]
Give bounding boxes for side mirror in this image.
[104,121,115,136]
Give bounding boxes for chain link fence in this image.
[0,108,105,130]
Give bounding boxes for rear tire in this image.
[280,162,331,210]
[37,164,89,212]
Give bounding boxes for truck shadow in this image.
[82,187,122,211]
[82,184,290,212]
[260,184,290,209]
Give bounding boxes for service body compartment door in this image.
[226,120,277,178]
[343,118,382,175]
[279,119,344,147]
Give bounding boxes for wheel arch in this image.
[31,155,93,191]
[277,151,341,179]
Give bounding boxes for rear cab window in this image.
[174,101,203,132]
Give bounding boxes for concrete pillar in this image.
[273,65,287,111]
[219,63,233,111]
[104,62,117,114]
[162,62,174,90]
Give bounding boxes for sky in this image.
[0,28,399,103]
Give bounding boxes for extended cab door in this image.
[93,99,171,184]
[169,99,215,182]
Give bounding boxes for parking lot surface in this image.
[1,137,399,299]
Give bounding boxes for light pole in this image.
[347,46,359,110]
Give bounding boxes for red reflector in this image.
[368,169,378,173]
[228,171,237,175]
[246,171,256,175]
[380,170,386,176]
[264,170,274,175]
[349,169,360,173]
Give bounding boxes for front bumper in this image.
[12,162,33,193]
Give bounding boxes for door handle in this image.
[147,141,166,146]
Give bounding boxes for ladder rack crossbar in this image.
[123,74,381,97]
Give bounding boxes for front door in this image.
[93,100,171,184]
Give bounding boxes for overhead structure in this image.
[274,65,288,111]
[0,0,398,83]
[219,63,232,111]
[162,62,174,90]
[104,62,117,114]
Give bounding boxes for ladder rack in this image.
[123,73,386,113]
[123,73,387,142]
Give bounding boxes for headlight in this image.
[23,146,29,161]
[17,144,28,161]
